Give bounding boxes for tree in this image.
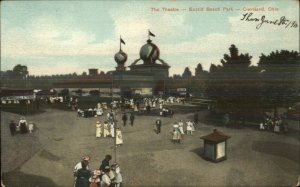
[12,64,29,79]
[195,63,203,77]
[193,63,208,97]
[220,45,251,67]
[258,50,300,116]
[182,67,192,78]
[206,44,261,120]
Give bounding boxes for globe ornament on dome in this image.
[114,50,127,65]
[139,39,160,64]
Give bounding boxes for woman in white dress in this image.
[96,121,102,138]
[28,122,34,133]
[110,122,115,138]
[259,122,265,130]
[178,120,184,134]
[134,104,138,112]
[186,121,193,135]
[116,128,123,146]
[274,121,280,133]
[103,122,110,138]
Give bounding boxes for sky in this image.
[1,0,299,76]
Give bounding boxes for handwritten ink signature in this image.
[241,12,298,29]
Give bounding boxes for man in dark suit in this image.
[122,113,127,126]
[130,112,135,126]
[155,118,162,134]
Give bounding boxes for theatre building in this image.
[54,35,171,97]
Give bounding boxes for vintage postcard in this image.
[1,0,299,186]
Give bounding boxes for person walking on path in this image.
[116,128,123,146]
[130,112,135,126]
[155,118,162,134]
[178,120,184,134]
[186,121,193,135]
[172,129,181,144]
[101,166,112,187]
[9,120,16,136]
[110,122,115,138]
[75,160,91,187]
[74,156,91,187]
[122,113,127,126]
[103,121,110,138]
[96,121,102,138]
[28,122,34,134]
[19,117,28,134]
[146,104,151,114]
[99,155,112,173]
[111,163,123,187]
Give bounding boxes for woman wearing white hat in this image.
[116,128,123,146]
[96,121,102,138]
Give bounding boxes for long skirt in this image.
[96,128,101,138]
[110,129,115,137]
[103,129,110,137]
[179,127,184,134]
[116,135,123,145]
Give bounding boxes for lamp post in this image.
[112,72,117,163]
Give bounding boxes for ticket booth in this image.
[200,129,230,162]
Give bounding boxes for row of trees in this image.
[206,45,299,118]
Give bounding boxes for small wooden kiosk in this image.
[200,129,230,162]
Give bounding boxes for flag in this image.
[120,38,125,45]
[149,30,155,37]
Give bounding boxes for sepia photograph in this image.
[1,0,299,186]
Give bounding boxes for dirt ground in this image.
[1,103,299,187]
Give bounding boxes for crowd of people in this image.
[73,155,122,187]
[171,120,197,143]
[259,115,289,133]
[95,120,123,146]
[9,117,34,136]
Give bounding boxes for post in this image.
[114,118,117,163]
[112,73,117,163]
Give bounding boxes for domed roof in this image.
[139,39,160,64]
[114,50,127,65]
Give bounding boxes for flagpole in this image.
[120,35,121,51]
